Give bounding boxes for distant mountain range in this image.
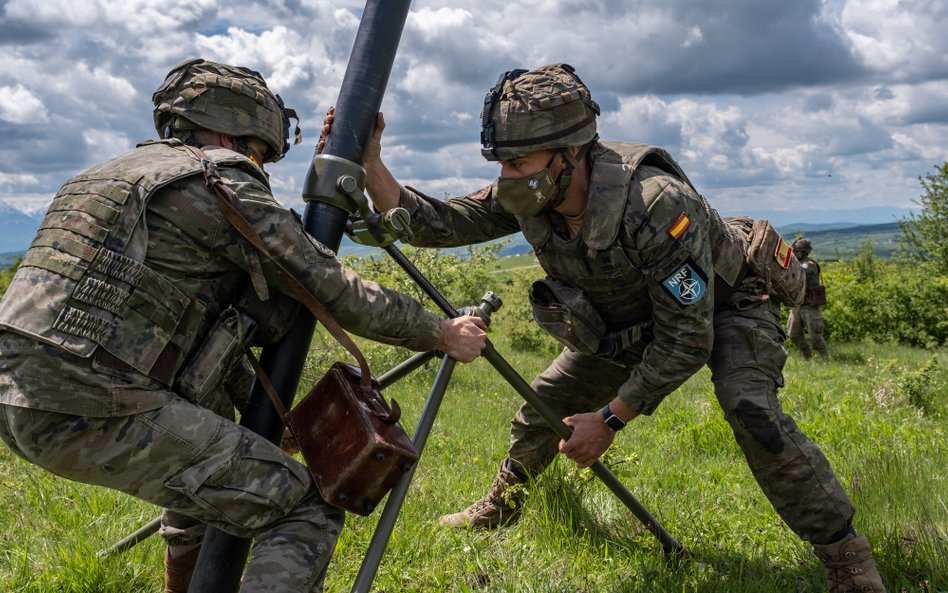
[0,202,43,257]
[734,205,914,229]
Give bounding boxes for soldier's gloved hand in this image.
[436,315,487,362]
[559,412,616,469]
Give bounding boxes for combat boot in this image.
[813,533,887,593]
[439,462,525,529]
[164,546,201,593]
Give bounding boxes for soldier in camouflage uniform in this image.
[326,64,886,592]
[788,238,829,359]
[0,59,488,593]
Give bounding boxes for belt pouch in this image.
[176,307,254,409]
[529,278,607,355]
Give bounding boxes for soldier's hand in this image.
[364,112,385,165]
[559,412,615,468]
[317,107,334,154]
[437,315,487,362]
[317,108,385,167]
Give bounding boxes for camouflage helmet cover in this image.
[793,238,812,253]
[481,63,600,161]
[152,58,300,162]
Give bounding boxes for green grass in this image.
[1,338,945,592]
[489,254,541,273]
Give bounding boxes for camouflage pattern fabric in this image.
[789,305,828,359]
[0,376,341,592]
[800,255,824,305]
[482,63,600,162]
[507,301,852,543]
[399,142,744,414]
[789,256,828,359]
[152,58,299,163]
[0,140,441,416]
[0,139,446,590]
[395,140,855,544]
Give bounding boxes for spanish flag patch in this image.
[774,239,793,269]
[669,213,690,239]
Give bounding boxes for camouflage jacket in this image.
[0,139,441,416]
[799,256,823,307]
[396,141,746,414]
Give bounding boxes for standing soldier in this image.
[788,238,829,359]
[326,63,887,592]
[0,58,487,593]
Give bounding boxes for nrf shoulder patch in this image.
[774,239,793,269]
[661,260,708,306]
[669,213,690,239]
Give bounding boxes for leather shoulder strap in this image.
[183,145,374,391]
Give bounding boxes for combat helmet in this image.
[793,238,812,254]
[152,58,300,163]
[480,63,600,162]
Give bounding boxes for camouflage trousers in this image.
[0,351,343,592]
[788,305,829,359]
[507,300,854,544]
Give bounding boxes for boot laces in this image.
[823,553,872,593]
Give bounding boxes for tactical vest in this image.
[519,141,746,330]
[802,257,821,289]
[0,139,269,385]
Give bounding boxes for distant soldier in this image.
[0,59,487,593]
[324,63,887,593]
[788,238,829,359]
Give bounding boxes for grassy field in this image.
[1,331,945,592]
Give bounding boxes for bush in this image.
[340,243,502,312]
[490,267,561,357]
[306,243,509,375]
[822,255,948,348]
[0,258,21,298]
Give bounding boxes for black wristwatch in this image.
[600,404,626,432]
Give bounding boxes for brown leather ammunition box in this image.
[287,362,419,515]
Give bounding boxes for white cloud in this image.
[82,129,132,154]
[0,0,945,220]
[841,0,948,80]
[0,85,50,124]
[0,173,41,188]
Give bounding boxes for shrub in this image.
[0,258,21,298]
[308,243,509,375]
[822,258,948,348]
[490,267,560,356]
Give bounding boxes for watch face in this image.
[601,406,624,431]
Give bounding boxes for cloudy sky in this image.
[1,0,945,223]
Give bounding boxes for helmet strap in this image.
[549,138,596,209]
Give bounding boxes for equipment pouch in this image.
[529,278,607,355]
[745,219,806,307]
[176,307,256,410]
